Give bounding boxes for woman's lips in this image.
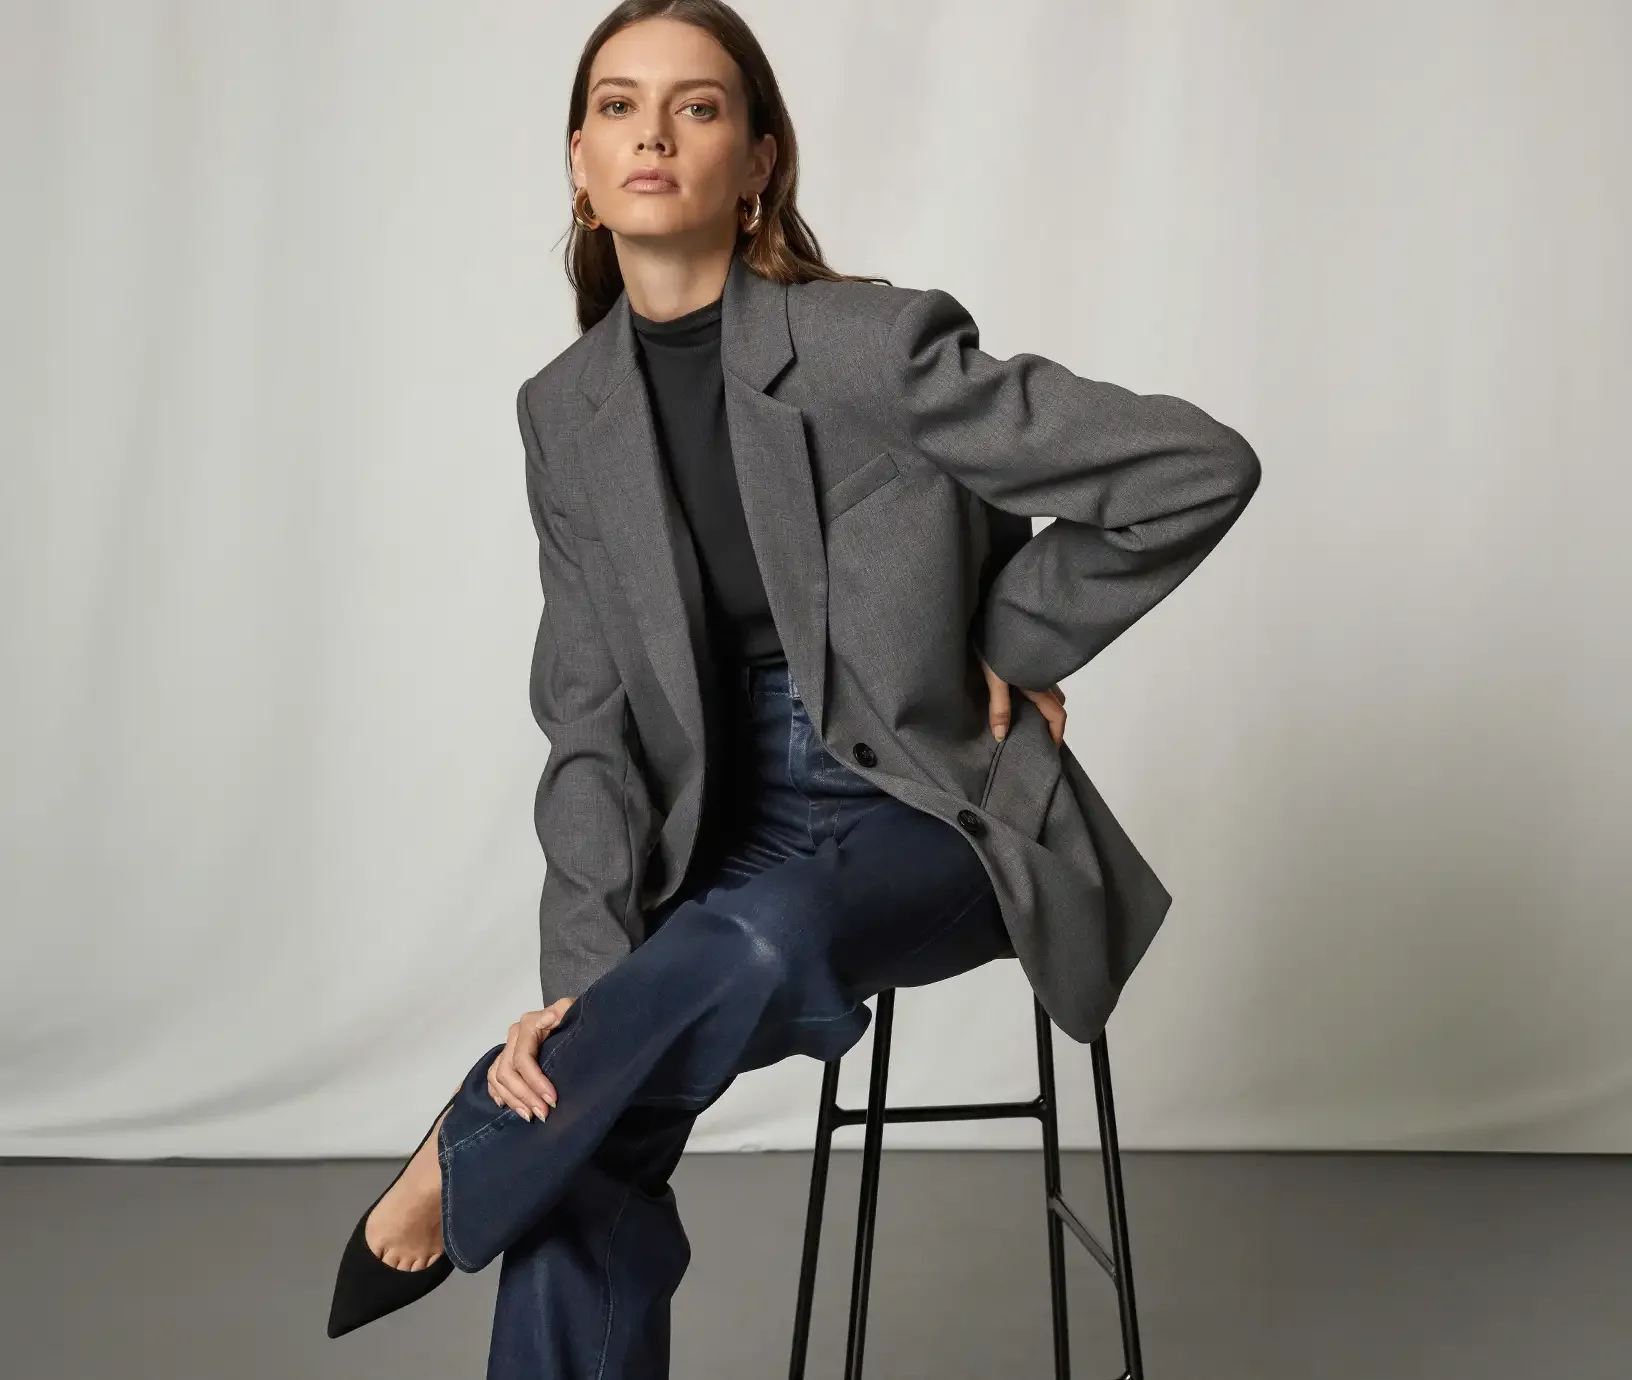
[624,176,678,192]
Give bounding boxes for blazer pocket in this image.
[819,449,902,522]
[978,699,1064,842]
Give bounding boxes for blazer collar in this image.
[568,249,829,765]
[574,248,794,406]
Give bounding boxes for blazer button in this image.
[852,742,877,768]
[956,808,984,835]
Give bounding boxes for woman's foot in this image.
[363,1103,451,1270]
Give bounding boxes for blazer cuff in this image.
[972,615,1060,694]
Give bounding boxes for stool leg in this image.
[789,1057,843,1380]
[1034,997,1072,1379]
[843,988,895,1380]
[1091,1032,1145,1380]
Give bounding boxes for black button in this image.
[956,808,983,835]
[852,742,877,768]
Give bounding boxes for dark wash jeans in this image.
[436,660,1013,1379]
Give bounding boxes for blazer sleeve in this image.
[517,380,641,1001]
[885,288,1262,692]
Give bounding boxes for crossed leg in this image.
[447,794,1014,1378]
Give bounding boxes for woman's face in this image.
[570,17,775,249]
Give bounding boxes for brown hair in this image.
[561,0,890,333]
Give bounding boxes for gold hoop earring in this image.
[738,191,764,236]
[572,187,601,231]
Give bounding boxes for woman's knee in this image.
[641,866,854,1023]
[708,904,800,985]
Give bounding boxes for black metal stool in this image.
[787,987,1145,1380]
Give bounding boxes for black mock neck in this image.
[629,294,723,343]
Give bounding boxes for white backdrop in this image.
[3,0,1627,1159]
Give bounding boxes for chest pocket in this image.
[819,449,902,523]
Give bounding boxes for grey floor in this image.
[4,1147,1628,1378]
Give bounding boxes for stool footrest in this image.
[788,992,1145,1380]
[826,1095,1044,1127]
[1049,1192,1118,1280]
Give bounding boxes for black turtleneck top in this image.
[628,293,787,672]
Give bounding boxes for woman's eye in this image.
[599,99,715,118]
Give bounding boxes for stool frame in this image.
[787,988,1145,1380]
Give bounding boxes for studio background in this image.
[3,0,1626,1159]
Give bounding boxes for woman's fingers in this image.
[979,649,1067,742]
[510,1021,560,1118]
[491,1019,539,1119]
[486,1006,572,1121]
[1022,687,1068,745]
[988,680,1012,741]
[976,651,1013,742]
[499,1020,545,1120]
[488,1021,530,1118]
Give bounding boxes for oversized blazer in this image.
[515,248,1260,1044]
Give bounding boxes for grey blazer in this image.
[515,249,1260,1044]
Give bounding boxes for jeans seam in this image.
[592,1115,670,1380]
[593,1194,635,1380]
[787,700,799,790]
[537,986,591,1077]
[440,1104,526,1273]
[440,1105,512,1158]
[441,1129,476,1271]
[790,708,817,847]
[890,883,993,968]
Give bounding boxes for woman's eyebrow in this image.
[588,76,730,97]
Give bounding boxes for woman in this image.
[327,1,1261,1373]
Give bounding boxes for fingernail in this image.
[531,1105,546,1120]
[994,726,1006,740]
[543,1090,557,1108]
[519,1106,531,1122]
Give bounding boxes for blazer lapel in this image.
[572,250,831,759]
[719,254,831,736]
[575,349,711,759]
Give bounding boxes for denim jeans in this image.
[436,660,1013,1379]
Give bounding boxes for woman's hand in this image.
[487,996,576,1121]
[977,653,1067,746]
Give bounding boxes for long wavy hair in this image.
[562,0,890,333]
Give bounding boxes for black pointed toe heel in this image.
[326,1093,458,1339]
